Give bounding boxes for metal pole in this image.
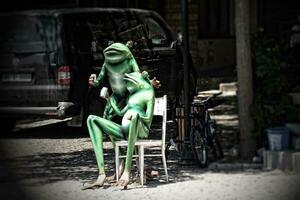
[181,0,190,142]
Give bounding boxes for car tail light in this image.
[57,66,71,85]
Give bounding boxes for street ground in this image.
[0,120,300,200]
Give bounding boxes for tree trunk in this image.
[235,0,256,159]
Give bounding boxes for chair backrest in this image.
[154,95,167,148]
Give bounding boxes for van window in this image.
[111,11,148,50]
[63,12,118,67]
[63,13,117,54]
[143,17,171,47]
[118,24,148,49]
[0,15,56,53]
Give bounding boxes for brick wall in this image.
[164,0,236,86]
[164,0,199,69]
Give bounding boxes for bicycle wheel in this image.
[208,119,224,160]
[190,128,208,167]
[212,133,224,159]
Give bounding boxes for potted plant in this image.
[251,29,299,148]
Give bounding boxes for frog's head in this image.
[103,42,133,64]
[124,71,153,93]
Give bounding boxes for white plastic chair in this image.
[115,95,168,186]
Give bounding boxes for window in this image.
[143,17,171,47]
[63,13,117,53]
[0,15,49,53]
[198,0,234,38]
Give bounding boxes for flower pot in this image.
[267,127,290,151]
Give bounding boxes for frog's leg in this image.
[83,115,125,190]
[117,113,148,187]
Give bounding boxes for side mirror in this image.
[177,33,183,45]
[170,33,183,49]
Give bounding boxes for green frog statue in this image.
[84,42,158,189]
[84,71,155,189]
[89,42,160,119]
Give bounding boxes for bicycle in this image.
[189,93,225,167]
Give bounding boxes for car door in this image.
[138,13,180,99]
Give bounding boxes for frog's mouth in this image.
[103,47,123,54]
[124,73,139,86]
[104,47,127,63]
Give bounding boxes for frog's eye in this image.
[126,40,133,48]
[141,71,149,79]
[108,40,114,46]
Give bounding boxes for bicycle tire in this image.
[212,133,224,159]
[190,128,208,167]
[208,120,224,161]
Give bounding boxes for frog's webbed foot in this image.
[116,171,130,189]
[106,174,116,183]
[82,174,106,190]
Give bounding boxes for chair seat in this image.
[115,140,163,147]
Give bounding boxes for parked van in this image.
[0,8,196,131]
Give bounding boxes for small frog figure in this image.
[83,71,155,189]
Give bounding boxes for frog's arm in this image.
[139,97,154,124]
[109,97,128,116]
[94,64,106,87]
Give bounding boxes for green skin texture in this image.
[93,42,140,120]
[87,71,154,184]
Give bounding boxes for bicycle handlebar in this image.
[192,92,224,109]
[192,92,220,105]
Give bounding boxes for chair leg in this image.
[115,145,120,181]
[138,145,144,186]
[162,150,169,182]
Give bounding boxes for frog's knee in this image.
[87,115,99,124]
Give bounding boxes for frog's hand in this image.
[94,63,106,87]
[119,105,129,116]
[139,99,154,124]
[109,96,127,116]
[151,77,161,89]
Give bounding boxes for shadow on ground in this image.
[0,146,264,189]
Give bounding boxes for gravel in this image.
[0,121,299,200]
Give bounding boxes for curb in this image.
[208,162,263,171]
